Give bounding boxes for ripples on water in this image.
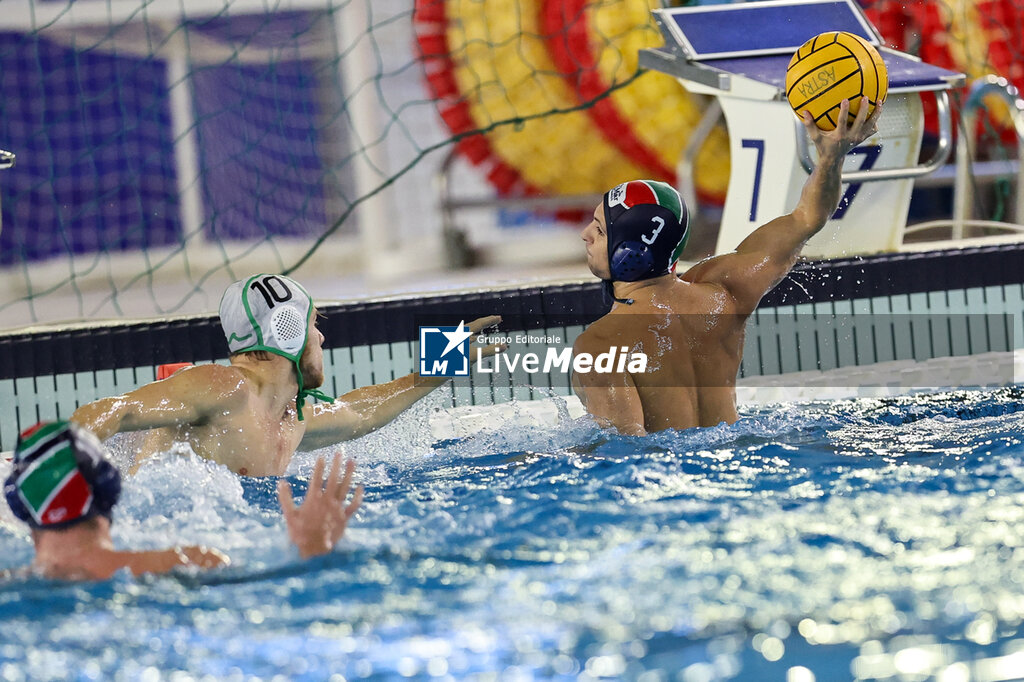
[3,388,1024,680]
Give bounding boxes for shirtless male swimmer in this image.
[3,421,362,580]
[574,98,881,435]
[71,274,500,476]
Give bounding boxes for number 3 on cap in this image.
[642,216,665,245]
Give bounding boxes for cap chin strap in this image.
[293,362,335,421]
[602,280,634,306]
[296,388,335,421]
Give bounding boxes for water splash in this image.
[3,388,1024,679]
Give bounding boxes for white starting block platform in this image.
[640,0,966,259]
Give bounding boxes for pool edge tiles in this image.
[2,252,1024,449]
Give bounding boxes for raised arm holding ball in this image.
[574,95,882,435]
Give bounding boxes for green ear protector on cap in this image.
[219,274,334,420]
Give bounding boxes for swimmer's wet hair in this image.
[230,349,275,362]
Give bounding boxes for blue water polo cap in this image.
[603,180,689,282]
[4,421,121,530]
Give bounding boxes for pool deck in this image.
[1,261,596,332]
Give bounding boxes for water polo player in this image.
[71,274,501,476]
[3,421,362,580]
[573,98,880,435]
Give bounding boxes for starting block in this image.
[640,0,965,258]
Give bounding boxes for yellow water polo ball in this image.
[786,31,888,131]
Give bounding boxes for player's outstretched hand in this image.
[801,97,881,159]
[468,315,502,334]
[278,454,364,559]
[467,314,506,360]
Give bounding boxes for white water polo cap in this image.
[221,274,313,361]
[219,274,333,420]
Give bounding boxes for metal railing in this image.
[796,92,955,182]
[905,75,1024,239]
[954,75,1024,235]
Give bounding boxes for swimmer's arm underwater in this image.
[82,545,230,580]
[70,364,247,441]
[11,515,230,581]
[681,98,881,314]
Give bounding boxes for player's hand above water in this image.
[278,454,364,559]
[467,314,506,360]
[801,97,881,160]
[467,315,502,333]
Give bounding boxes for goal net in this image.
[0,0,1021,330]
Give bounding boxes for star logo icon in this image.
[418,321,473,377]
[440,321,472,358]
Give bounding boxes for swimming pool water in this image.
[3,387,1024,680]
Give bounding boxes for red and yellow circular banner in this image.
[414,0,730,203]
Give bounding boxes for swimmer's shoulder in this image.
[169,362,245,384]
[661,272,739,316]
[575,314,629,353]
[161,363,255,406]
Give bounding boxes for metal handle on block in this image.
[676,99,722,224]
[953,75,1024,233]
[796,91,953,183]
[0,149,14,170]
